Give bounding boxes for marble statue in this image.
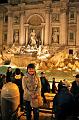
[30,29,37,46]
[52,28,59,43]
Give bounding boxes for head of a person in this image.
[40,72,45,77]
[7,67,12,72]
[15,68,21,75]
[53,77,55,81]
[75,74,79,83]
[62,80,71,90]
[32,29,35,33]
[27,63,36,75]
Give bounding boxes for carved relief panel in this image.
[52,13,60,22]
[13,16,20,24]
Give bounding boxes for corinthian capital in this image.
[60,1,68,13]
[43,0,52,7]
[0,14,3,20]
[8,11,13,17]
[77,8,79,14]
[20,11,25,16]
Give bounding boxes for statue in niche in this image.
[28,29,41,48]
[13,31,19,45]
[52,28,59,43]
[29,29,37,47]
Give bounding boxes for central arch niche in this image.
[26,14,45,46]
[28,14,42,26]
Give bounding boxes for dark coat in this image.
[6,71,12,82]
[71,81,79,98]
[40,76,50,93]
[53,86,75,120]
[71,81,79,116]
[12,70,24,110]
[12,71,24,90]
[52,81,57,93]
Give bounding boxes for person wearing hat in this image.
[40,72,50,103]
[12,68,24,111]
[53,80,75,120]
[71,74,79,119]
[22,63,42,120]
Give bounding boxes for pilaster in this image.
[44,0,52,46]
[0,14,3,46]
[19,11,24,45]
[76,9,79,46]
[41,23,45,45]
[45,9,50,45]
[60,4,67,45]
[25,24,29,45]
[7,11,13,45]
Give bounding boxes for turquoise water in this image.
[0,65,26,75]
[0,65,76,90]
[0,66,75,81]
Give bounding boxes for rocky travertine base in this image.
[0,45,79,71]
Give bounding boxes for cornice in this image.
[0,14,3,20]
[0,5,8,13]
[60,1,68,13]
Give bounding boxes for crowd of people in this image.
[0,64,79,120]
[53,75,79,120]
[0,64,50,120]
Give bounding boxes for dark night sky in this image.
[0,0,8,4]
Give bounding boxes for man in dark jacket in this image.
[6,67,13,82]
[40,72,50,103]
[13,68,24,111]
[53,80,75,120]
[71,74,79,119]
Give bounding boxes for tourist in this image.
[12,68,24,111]
[58,80,63,93]
[52,77,57,93]
[40,72,50,103]
[71,74,79,119]
[53,80,75,120]
[22,63,42,120]
[0,74,6,89]
[6,67,13,82]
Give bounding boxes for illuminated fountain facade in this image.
[0,0,79,70]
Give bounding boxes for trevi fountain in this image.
[0,40,79,83]
[0,42,79,72]
[0,18,79,81]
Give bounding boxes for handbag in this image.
[31,95,43,108]
[37,95,43,107]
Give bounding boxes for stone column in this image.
[41,23,45,45]
[19,11,24,45]
[49,11,52,45]
[76,10,79,46]
[60,8,67,45]
[43,0,52,45]
[25,24,29,45]
[7,12,13,45]
[0,14,3,46]
[44,9,50,45]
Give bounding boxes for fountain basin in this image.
[11,54,37,67]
